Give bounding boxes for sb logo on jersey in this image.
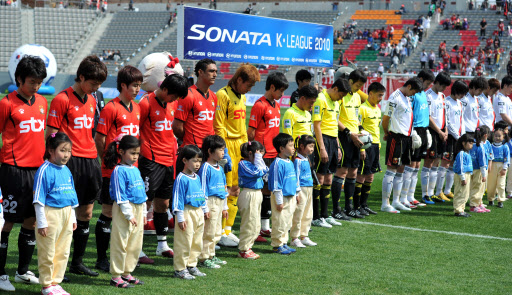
[268,117,280,128]
[121,124,139,136]
[74,115,93,129]
[19,118,45,133]
[198,110,215,121]
[155,119,173,131]
[233,110,246,120]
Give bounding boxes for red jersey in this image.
[139,91,178,167]
[249,97,281,158]
[0,91,47,167]
[97,97,140,177]
[47,87,97,159]
[175,85,217,148]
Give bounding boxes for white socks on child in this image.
[444,167,455,194]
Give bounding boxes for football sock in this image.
[261,219,270,232]
[361,182,372,207]
[392,173,404,204]
[407,169,419,201]
[354,182,363,210]
[313,185,321,220]
[320,185,331,218]
[421,167,431,197]
[95,214,112,261]
[382,170,396,206]
[0,231,10,276]
[331,176,344,213]
[444,167,455,194]
[154,212,168,248]
[18,227,36,275]
[436,167,447,195]
[344,178,356,211]
[400,166,414,203]
[428,167,438,196]
[72,220,90,266]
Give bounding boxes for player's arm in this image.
[45,94,67,139]
[313,121,328,163]
[172,119,185,141]
[248,101,263,142]
[94,133,106,159]
[0,98,11,134]
[138,97,150,129]
[382,115,390,140]
[247,127,256,141]
[282,110,294,136]
[501,113,512,126]
[95,103,114,159]
[213,90,228,139]
[357,90,368,103]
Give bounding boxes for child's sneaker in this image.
[455,212,471,217]
[187,267,206,277]
[290,238,306,248]
[41,285,58,295]
[507,194,512,199]
[0,275,15,291]
[470,206,485,213]
[311,218,332,228]
[325,216,342,226]
[110,277,134,288]
[259,229,272,237]
[174,270,195,280]
[238,249,260,259]
[218,234,238,247]
[489,201,494,206]
[381,205,400,213]
[121,274,144,285]
[283,244,296,253]
[497,202,504,208]
[156,245,174,258]
[255,235,268,243]
[53,285,70,295]
[478,204,490,212]
[198,259,220,269]
[211,256,227,265]
[300,237,317,246]
[272,245,292,255]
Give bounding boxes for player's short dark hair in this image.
[273,133,294,153]
[451,80,469,96]
[332,78,351,93]
[404,77,423,91]
[240,140,265,158]
[368,82,385,94]
[501,76,512,89]
[202,135,226,162]
[117,65,143,92]
[194,58,216,77]
[434,71,451,86]
[298,85,318,99]
[488,78,500,90]
[295,69,312,85]
[348,69,367,84]
[160,74,189,98]
[417,69,435,82]
[468,77,488,90]
[14,55,47,87]
[265,72,289,91]
[75,55,107,83]
[44,132,72,160]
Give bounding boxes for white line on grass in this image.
[350,221,512,241]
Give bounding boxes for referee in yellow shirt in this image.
[282,85,318,140]
[214,64,260,246]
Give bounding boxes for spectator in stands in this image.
[420,49,428,69]
[494,36,501,49]
[101,0,107,13]
[380,27,388,42]
[128,0,134,11]
[209,0,217,9]
[442,18,450,30]
[350,20,357,29]
[385,0,390,10]
[462,18,469,30]
[166,0,171,11]
[480,17,487,38]
[338,49,344,65]
[442,51,451,69]
[400,45,408,64]
[244,4,252,14]
[396,4,406,14]
[389,25,394,40]
[498,19,505,36]
[58,1,64,9]
[378,63,384,75]
[428,50,436,69]
[363,66,370,76]
[332,2,338,11]
[424,16,431,37]
[486,36,493,49]
[439,40,446,57]
[391,55,399,71]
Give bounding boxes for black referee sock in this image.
[313,185,321,220]
[361,182,372,208]
[154,212,168,237]
[72,220,90,266]
[18,227,35,275]
[331,176,344,213]
[354,182,363,210]
[344,178,356,212]
[95,214,112,261]
[0,231,10,276]
[261,194,272,219]
[320,185,331,218]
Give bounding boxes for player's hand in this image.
[350,133,364,148]
[360,150,366,160]
[296,194,301,204]
[383,133,388,141]
[461,179,467,186]
[204,212,210,220]
[442,131,448,142]
[482,177,486,183]
[179,221,187,231]
[337,147,342,162]
[129,218,137,226]
[73,223,77,231]
[276,204,284,212]
[320,148,329,163]
[144,217,147,225]
[500,169,507,176]
[228,186,241,197]
[38,227,48,237]
[222,210,228,219]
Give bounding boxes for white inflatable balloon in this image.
[8,44,57,86]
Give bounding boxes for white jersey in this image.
[445,96,464,139]
[382,89,413,136]
[478,93,495,130]
[460,92,480,133]
[426,88,446,130]
[494,92,512,124]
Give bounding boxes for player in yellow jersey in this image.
[282,85,318,140]
[214,64,260,246]
[354,82,385,215]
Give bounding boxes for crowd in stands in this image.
[0,0,17,7]
[101,50,122,62]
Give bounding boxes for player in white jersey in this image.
[493,76,512,126]
[479,78,499,131]
[381,78,422,213]
[460,77,488,134]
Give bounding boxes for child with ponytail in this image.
[468,126,490,213]
[452,134,475,217]
[488,128,510,208]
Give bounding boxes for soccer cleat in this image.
[422,195,435,205]
[259,229,272,237]
[497,202,504,208]
[311,218,332,228]
[332,211,352,221]
[121,274,144,285]
[174,270,195,280]
[218,234,238,247]
[226,232,240,244]
[110,277,134,288]
[168,216,175,230]
[455,212,471,217]
[300,237,317,246]
[143,219,156,235]
[347,209,365,219]
[290,238,306,248]
[362,206,377,215]
[410,199,426,207]
[392,202,411,211]
[283,244,296,253]
[445,192,454,198]
[62,276,70,283]
[198,259,220,269]
[325,216,342,225]
[381,205,400,213]
[431,195,445,203]
[358,208,370,216]
[138,252,155,264]
[489,201,494,206]
[15,271,39,284]
[0,275,14,291]
[211,256,227,265]
[438,192,451,201]
[69,263,99,277]
[41,285,57,295]
[401,201,417,209]
[470,206,485,213]
[53,285,70,295]
[255,235,268,243]
[273,245,292,255]
[187,267,206,277]
[507,195,512,199]
[156,245,174,258]
[238,249,260,259]
[95,258,110,272]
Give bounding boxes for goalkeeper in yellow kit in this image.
[214,64,261,246]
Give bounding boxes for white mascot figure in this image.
[137,52,183,92]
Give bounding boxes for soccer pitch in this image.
[6,97,512,294]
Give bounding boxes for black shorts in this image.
[411,127,429,161]
[339,131,360,168]
[385,132,412,167]
[426,128,446,159]
[67,156,102,206]
[262,157,276,191]
[139,156,174,201]
[442,135,458,161]
[99,177,113,205]
[0,164,37,223]
[358,144,381,175]
[314,134,339,175]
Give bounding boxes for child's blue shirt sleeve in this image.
[198,164,209,199]
[505,145,510,170]
[110,166,128,204]
[172,173,186,222]
[33,163,50,206]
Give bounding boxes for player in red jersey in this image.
[94,66,142,272]
[172,58,217,148]
[138,74,188,259]
[248,72,288,241]
[46,55,107,277]
[0,56,47,291]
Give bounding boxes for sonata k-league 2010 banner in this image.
[177,6,333,67]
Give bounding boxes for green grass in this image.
[6,96,512,294]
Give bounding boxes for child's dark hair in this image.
[454,133,475,157]
[202,135,226,162]
[451,80,469,96]
[265,72,289,91]
[160,74,189,98]
[298,85,318,99]
[117,65,143,92]
[434,71,451,87]
[295,69,312,85]
[273,133,294,154]
[294,134,315,153]
[103,135,141,169]
[474,125,490,146]
[176,145,203,174]
[44,132,72,160]
[15,56,47,87]
[75,55,107,83]
[240,141,265,159]
[492,127,508,143]
[368,82,385,93]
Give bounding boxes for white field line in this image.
[350,220,512,241]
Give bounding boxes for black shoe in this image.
[455,212,472,217]
[363,206,378,215]
[497,202,504,208]
[95,258,110,273]
[489,201,494,206]
[332,211,352,221]
[358,208,370,216]
[62,276,70,283]
[347,209,365,219]
[70,263,99,277]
